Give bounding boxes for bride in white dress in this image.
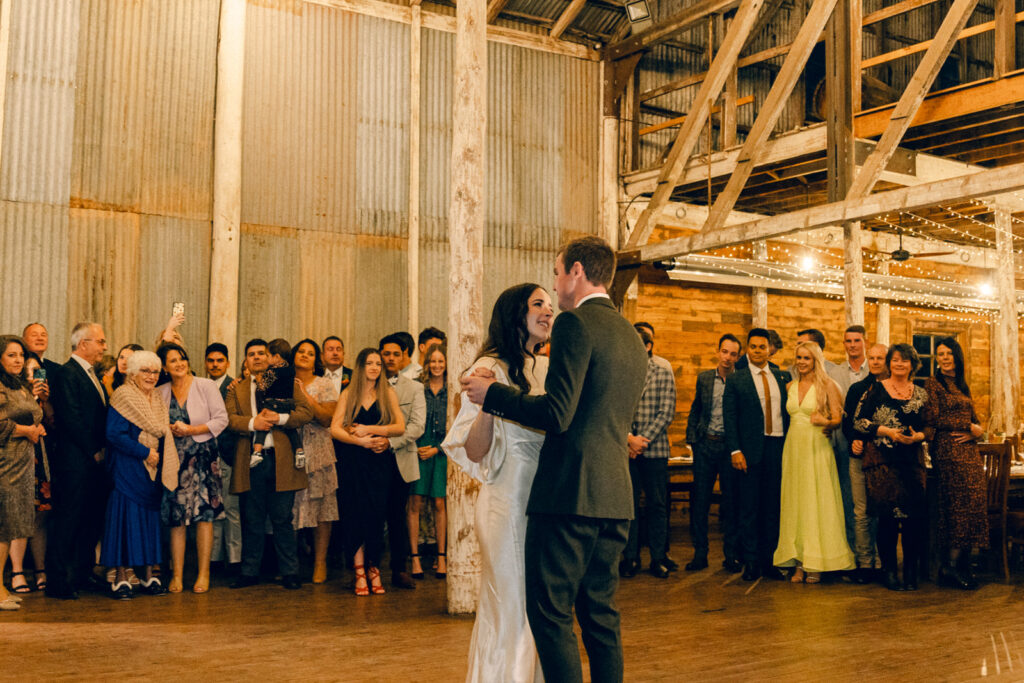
[444,283,554,683]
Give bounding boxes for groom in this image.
[463,235,648,683]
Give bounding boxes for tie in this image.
[87,366,107,405]
[760,370,773,435]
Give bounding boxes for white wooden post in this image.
[990,205,1020,436]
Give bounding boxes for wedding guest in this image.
[290,339,339,585]
[112,344,144,391]
[735,329,781,371]
[322,336,352,394]
[47,322,109,600]
[96,354,117,396]
[402,327,446,380]
[774,342,853,583]
[380,334,426,589]
[842,343,888,583]
[408,343,448,580]
[331,348,405,595]
[157,343,228,594]
[634,321,673,373]
[101,350,177,600]
[225,339,312,591]
[0,336,46,611]
[205,343,241,572]
[622,328,676,579]
[685,333,742,573]
[391,332,417,378]
[852,344,927,591]
[22,323,63,382]
[924,337,987,590]
[7,352,54,595]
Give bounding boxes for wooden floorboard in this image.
[4,529,1024,681]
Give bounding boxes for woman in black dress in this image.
[330,348,404,596]
[852,343,928,591]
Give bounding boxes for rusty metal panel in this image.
[0,0,80,205]
[137,216,212,355]
[70,0,218,220]
[66,208,141,353]
[0,201,70,354]
[420,27,454,243]
[237,225,302,346]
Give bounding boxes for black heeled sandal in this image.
[435,552,447,579]
[10,571,31,594]
[410,554,424,580]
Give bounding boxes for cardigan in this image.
[156,377,228,444]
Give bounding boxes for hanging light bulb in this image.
[979,281,994,297]
[800,255,816,272]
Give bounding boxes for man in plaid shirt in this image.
[620,328,677,579]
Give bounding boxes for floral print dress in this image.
[161,394,224,526]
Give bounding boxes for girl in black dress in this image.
[330,348,404,596]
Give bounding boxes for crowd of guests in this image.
[0,313,996,611]
[664,324,991,591]
[0,319,451,609]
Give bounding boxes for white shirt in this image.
[576,292,611,307]
[748,362,784,438]
[211,374,229,391]
[828,358,869,398]
[71,353,106,405]
[324,367,345,394]
[248,378,289,449]
[400,363,421,379]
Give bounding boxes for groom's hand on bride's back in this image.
[461,368,497,405]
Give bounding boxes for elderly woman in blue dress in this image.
[101,350,178,600]
[157,343,228,594]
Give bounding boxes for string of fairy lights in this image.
[676,206,1024,319]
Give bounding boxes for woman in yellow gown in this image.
[773,341,855,582]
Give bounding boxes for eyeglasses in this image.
[84,338,108,345]
[137,368,160,375]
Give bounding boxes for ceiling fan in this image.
[864,224,956,263]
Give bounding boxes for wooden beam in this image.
[639,42,796,102]
[407,1,422,336]
[551,0,587,39]
[702,0,839,233]
[861,11,1023,70]
[604,0,740,60]
[855,72,1024,138]
[863,0,942,27]
[849,0,981,199]
[994,0,1016,77]
[638,95,754,135]
[487,0,509,23]
[990,205,1021,435]
[305,0,600,60]
[624,0,766,249]
[621,161,1024,264]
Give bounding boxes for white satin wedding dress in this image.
[444,354,548,683]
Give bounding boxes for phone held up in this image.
[172,302,185,318]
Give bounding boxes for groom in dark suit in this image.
[723,327,790,581]
[463,236,648,683]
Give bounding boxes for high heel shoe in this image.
[353,565,369,597]
[435,552,447,579]
[790,566,805,583]
[368,566,385,595]
[409,554,424,580]
[804,571,821,584]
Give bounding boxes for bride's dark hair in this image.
[476,282,544,393]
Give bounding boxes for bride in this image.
[443,283,553,683]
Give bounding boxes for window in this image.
[913,333,957,378]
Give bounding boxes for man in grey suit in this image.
[463,236,648,683]
[205,342,242,572]
[380,334,426,589]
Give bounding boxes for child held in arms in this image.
[250,338,306,470]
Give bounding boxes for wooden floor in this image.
[5,533,1024,682]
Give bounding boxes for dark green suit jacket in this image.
[483,297,648,520]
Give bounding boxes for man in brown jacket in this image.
[225,338,312,590]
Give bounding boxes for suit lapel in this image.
[237,377,254,417]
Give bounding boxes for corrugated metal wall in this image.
[0,0,600,363]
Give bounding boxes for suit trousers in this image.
[624,456,667,564]
[240,450,298,578]
[386,455,411,576]
[47,464,108,591]
[211,458,242,564]
[690,439,739,562]
[525,513,629,683]
[737,437,784,569]
[849,456,878,568]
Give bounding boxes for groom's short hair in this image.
[559,235,615,287]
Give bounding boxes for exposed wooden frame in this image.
[623,0,766,250]
[487,0,509,22]
[551,0,588,39]
[994,0,1016,77]
[702,0,839,234]
[848,0,981,199]
[619,160,1024,264]
[638,95,754,135]
[305,0,600,60]
[604,0,740,60]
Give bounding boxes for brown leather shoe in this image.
[391,571,417,589]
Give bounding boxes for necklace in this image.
[888,380,913,399]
